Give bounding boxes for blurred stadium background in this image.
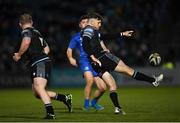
[0,0,180,122]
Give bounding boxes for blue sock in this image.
[84,99,89,108]
[91,98,97,106]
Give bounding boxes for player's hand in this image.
[91,59,101,68]
[90,55,102,67]
[104,49,110,53]
[96,59,102,67]
[121,30,134,37]
[13,53,21,62]
[69,58,78,67]
[92,59,101,67]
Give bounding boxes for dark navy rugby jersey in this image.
[81,26,103,57]
[81,25,122,57]
[20,27,49,64]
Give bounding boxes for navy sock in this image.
[132,71,155,83]
[45,103,54,115]
[109,91,121,109]
[55,93,66,102]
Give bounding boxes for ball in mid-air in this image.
[149,53,161,66]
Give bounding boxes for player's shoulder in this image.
[70,32,81,41]
[83,25,94,33]
[82,26,95,38]
[21,27,32,34]
[72,32,81,38]
[21,27,34,37]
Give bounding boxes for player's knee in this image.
[99,87,106,92]
[85,81,93,88]
[33,84,40,91]
[101,84,107,92]
[116,64,134,76]
[34,94,41,99]
[86,78,94,85]
[33,82,44,89]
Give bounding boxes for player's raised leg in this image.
[46,91,72,113]
[32,87,72,113]
[115,60,163,87]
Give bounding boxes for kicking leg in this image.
[114,60,163,86]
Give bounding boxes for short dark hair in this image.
[79,14,88,23]
[19,13,32,25]
[87,12,103,21]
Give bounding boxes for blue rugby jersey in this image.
[68,32,98,76]
[68,32,88,59]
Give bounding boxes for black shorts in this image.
[98,52,120,71]
[30,60,52,82]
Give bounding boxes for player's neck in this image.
[22,24,33,29]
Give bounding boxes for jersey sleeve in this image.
[21,29,32,39]
[82,27,94,39]
[14,29,32,53]
[68,36,77,49]
[100,33,121,40]
[82,27,94,56]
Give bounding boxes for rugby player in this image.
[67,14,133,114]
[81,12,163,113]
[13,13,72,119]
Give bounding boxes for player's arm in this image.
[44,46,50,54]
[121,30,134,37]
[100,30,134,40]
[13,37,31,62]
[66,48,78,67]
[90,55,101,67]
[82,37,101,66]
[100,40,110,52]
[43,40,50,54]
[66,37,78,67]
[82,28,101,66]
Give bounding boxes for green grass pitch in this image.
[0,87,180,122]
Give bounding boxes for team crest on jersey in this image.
[84,66,89,70]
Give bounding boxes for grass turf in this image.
[0,87,180,122]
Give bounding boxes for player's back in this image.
[21,27,49,64]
